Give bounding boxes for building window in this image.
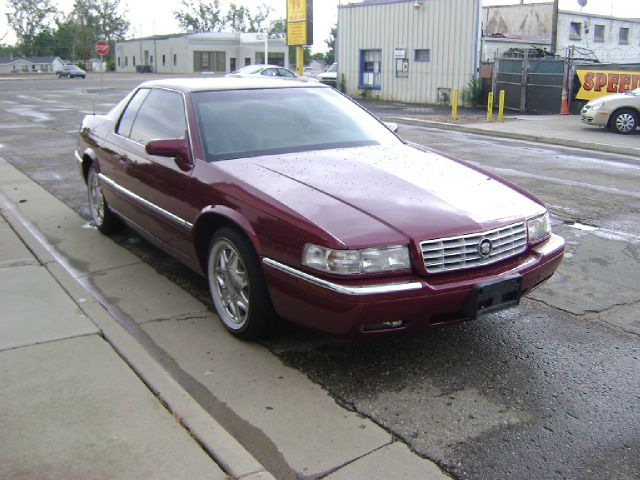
[125,56,128,66]
[162,54,166,66]
[173,54,177,66]
[150,55,153,64]
[414,49,431,62]
[245,57,251,66]
[133,56,136,66]
[359,49,382,90]
[619,27,630,45]
[255,52,285,66]
[569,22,582,40]
[117,57,121,67]
[194,51,226,72]
[594,25,605,43]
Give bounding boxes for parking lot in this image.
[1,73,639,480]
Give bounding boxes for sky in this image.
[1,0,640,53]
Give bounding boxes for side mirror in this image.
[384,122,399,134]
[145,137,192,165]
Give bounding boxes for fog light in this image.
[361,320,405,332]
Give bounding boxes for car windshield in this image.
[628,88,640,96]
[327,63,337,72]
[235,65,265,74]
[193,87,402,161]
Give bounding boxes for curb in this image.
[0,174,276,480]
[384,116,640,160]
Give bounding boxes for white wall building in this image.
[337,0,482,104]
[482,3,640,63]
[115,32,289,74]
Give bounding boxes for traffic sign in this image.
[95,40,109,56]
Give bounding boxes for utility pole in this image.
[551,0,559,53]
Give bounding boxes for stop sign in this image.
[95,40,109,56]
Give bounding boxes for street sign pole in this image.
[95,40,109,98]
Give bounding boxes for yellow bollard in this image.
[296,46,304,77]
[498,90,505,122]
[452,89,459,120]
[487,92,494,122]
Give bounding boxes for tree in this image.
[6,0,59,56]
[225,3,250,32]
[268,18,286,39]
[324,24,337,65]
[90,0,130,43]
[174,0,225,33]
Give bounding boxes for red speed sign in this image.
[95,40,109,56]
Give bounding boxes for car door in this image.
[112,87,197,259]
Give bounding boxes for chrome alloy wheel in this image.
[615,112,636,133]
[612,109,638,134]
[208,238,250,329]
[88,168,105,226]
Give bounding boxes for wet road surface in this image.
[1,75,639,480]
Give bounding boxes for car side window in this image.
[129,89,187,145]
[116,88,150,138]
[278,68,296,78]
[261,68,277,77]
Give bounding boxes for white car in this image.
[318,63,337,87]
[581,88,640,134]
[227,64,317,83]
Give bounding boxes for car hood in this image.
[216,144,545,247]
[589,92,640,106]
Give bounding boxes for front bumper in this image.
[581,108,609,127]
[263,234,565,335]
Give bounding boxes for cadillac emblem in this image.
[478,238,493,257]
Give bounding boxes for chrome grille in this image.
[420,222,527,273]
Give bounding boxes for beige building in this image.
[337,0,482,104]
[115,32,289,74]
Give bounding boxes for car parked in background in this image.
[318,63,338,87]
[227,64,317,82]
[57,64,87,78]
[76,78,564,340]
[581,87,640,134]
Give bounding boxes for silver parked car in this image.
[581,88,640,134]
[227,64,317,83]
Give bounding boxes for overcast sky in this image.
[1,0,639,53]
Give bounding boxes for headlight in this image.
[527,212,551,244]
[589,100,604,111]
[302,244,411,275]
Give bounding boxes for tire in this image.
[611,109,638,134]
[87,165,122,234]
[207,227,274,339]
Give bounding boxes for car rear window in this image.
[192,87,401,161]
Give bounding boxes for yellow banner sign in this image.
[576,69,640,100]
[287,21,307,46]
[287,0,307,22]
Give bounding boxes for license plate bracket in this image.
[465,275,522,319]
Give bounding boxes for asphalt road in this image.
[1,74,639,480]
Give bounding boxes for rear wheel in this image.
[611,109,638,134]
[87,165,121,233]
[207,227,273,339]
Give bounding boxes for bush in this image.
[463,75,483,107]
[338,73,346,93]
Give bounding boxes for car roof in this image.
[137,77,327,93]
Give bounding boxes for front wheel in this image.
[87,165,122,233]
[611,109,638,134]
[207,227,273,339]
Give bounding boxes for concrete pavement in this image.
[0,157,449,479]
[2,102,635,479]
[374,107,640,159]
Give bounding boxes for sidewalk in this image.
[0,171,273,478]
[359,99,640,159]
[0,158,449,480]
